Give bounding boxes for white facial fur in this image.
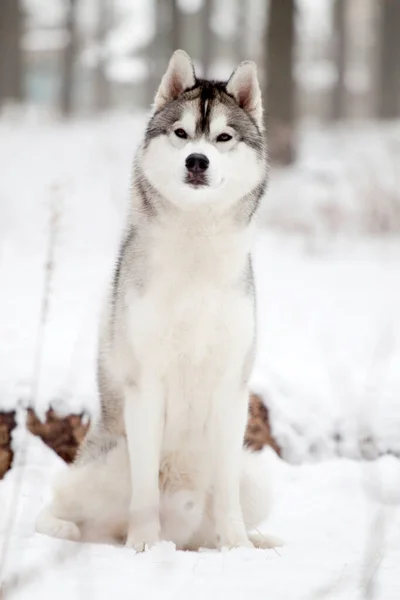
[141,50,265,212]
[141,105,264,211]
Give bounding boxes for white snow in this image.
[5,2,399,595]
[211,0,237,38]
[24,0,66,29]
[297,0,334,42]
[295,60,337,91]
[1,113,400,463]
[262,121,400,236]
[252,235,400,463]
[0,432,399,599]
[0,114,139,418]
[1,108,400,598]
[106,57,148,84]
[178,0,204,14]
[105,12,154,58]
[22,30,69,53]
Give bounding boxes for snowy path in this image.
[1,433,400,599]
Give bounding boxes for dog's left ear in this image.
[226,61,263,126]
[154,50,196,111]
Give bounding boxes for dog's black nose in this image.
[185,153,209,173]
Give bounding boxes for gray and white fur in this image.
[35,50,280,552]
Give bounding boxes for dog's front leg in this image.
[212,386,253,549]
[124,380,164,551]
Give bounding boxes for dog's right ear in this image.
[154,50,196,111]
[226,61,263,126]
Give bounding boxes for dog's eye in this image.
[217,133,232,142]
[175,128,188,139]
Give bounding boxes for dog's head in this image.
[140,50,267,211]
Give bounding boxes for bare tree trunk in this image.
[146,0,180,105]
[367,0,380,119]
[377,0,400,119]
[172,0,183,52]
[0,0,23,105]
[265,0,296,166]
[201,0,213,78]
[60,0,78,117]
[330,0,347,120]
[235,0,247,63]
[93,0,111,112]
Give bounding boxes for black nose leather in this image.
[185,153,209,173]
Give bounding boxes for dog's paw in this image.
[248,531,284,550]
[216,524,254,550]
[125,521,160,553]
[125,539,158,553]
[35,509,81,542]
[219,537,254,550]
[218,537,254,550]
[51,520,81,542]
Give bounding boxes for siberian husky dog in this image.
[36,50,279,551]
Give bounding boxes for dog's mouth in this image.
[185,172,208,187]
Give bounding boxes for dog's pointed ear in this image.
[226,61,263,126]
[154,50,196,111]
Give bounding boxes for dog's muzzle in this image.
[185,153,209,187]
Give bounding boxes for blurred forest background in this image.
[2,9,400,594]
[1,0,400,475]
[1,0,399,165]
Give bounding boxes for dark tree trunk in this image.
[60,0,78,117]
[266,0,296,166]
[172,0,183,52]
[377,0,400,119]
[93,0,112,112]
[0,0,23,105]
[235,0,247,63]
[201,0,213,78]
[330,0,347,120]
[146,0,178,105]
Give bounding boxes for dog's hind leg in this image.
[35,465,89,541]
[35,439,131,542]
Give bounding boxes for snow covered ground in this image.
[263,120,400,236]
[0,432,400,599]
[1,112,400,461]
[1,112,400,597]
[252,234,400,463]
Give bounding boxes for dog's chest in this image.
[125,220,254,453]
[127,220,254,373]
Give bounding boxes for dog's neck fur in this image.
[130,174,254,286]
